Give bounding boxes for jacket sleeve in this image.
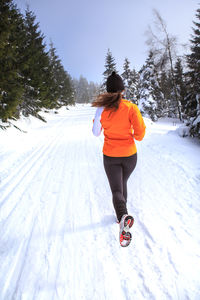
[129,104,146,141]
[92,107,104,137]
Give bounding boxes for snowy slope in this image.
[0,105,200,300]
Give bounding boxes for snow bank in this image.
[176,124,190,137]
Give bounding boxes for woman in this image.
[92,71,146,247]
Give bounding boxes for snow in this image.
[177,124,190,137]
[0,104,200,300]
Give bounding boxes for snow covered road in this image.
[0,105,200,300]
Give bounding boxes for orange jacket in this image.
[93,99,146,157]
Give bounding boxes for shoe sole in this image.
[120,232,132,247]
[120,215,134,247]
[122,215,134,233]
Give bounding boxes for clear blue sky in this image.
[14,0,198,83]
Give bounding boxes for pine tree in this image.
[19,8,51,117]
[121,58,131,98]
[186,7,200,138]
[0,1,75,126]
[59,71,74,106]
[174,58,187,117]
[139,51,163,121]
[146,9,183,120]
[121,58,138,102]
[159,70,173,117]
[48,43,74,108]
[129,68,140,104]
[101,49,117,91]
[88,81,99,103]
[0,0,25,122]
[73,76,99,103]
[73,76,89,103]
[46,42,60,108]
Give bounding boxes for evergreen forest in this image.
[101,8,200,138]
[0,1,199,138]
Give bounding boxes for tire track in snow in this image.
[1,216,37,300]
[31,117,87,299]
[45,143,77,300]
[0,118,70,228]
[0,117,65,186]
[0,118,65,208]
[49,120,110,300]
[1,114,83,299]
[0,117,78,299]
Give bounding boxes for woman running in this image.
[92,71,146,247]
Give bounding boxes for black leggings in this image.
[103,153,137,222]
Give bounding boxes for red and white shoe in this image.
[119,214,134,247]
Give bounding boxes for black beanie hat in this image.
[106,71,125,93]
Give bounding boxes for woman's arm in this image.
[130,104,146,141]
[92,107,104,137]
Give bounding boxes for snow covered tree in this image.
[73,76,99,103]
[130,68,140,104]
[185,7,200,138]
[0,0,75,126]
[146,9,183,120]
[46,42,61,108]
[48,42,74,108]
[139,51,163,121]
[0,0,25,121]
[174,58,187,117]
[58,71,74,107]
[159,70,173,116]
[101,49,117,92]
[121,58,139,103]
[88,81,99,103]
[73,76,89,103]
[121,58,131,98]
[19,7,51,117]
[140,52,184,120]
